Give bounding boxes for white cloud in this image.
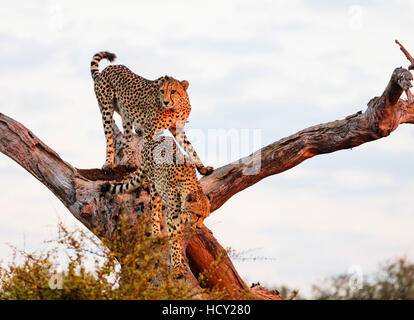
[360,126,414,154]
[331,169,396,190]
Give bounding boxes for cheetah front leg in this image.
[150,185,163,237]
[166,206,187,279]
[170,123,213,176]
[99,103,115,173]
[121,116,137,172]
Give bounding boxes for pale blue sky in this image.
[1,0,414,297]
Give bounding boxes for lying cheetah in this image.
[101,136,210,278]
[91,51,213,175]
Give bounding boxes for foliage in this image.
[312,256,414,300]
[276,285,301,300]
[0,216,227,300]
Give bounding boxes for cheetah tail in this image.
[90,51,117,81]
[100,174,143,195]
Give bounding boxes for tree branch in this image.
[201,67,413,213]
[0,114,76,206]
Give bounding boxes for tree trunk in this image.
[1,57,413,299]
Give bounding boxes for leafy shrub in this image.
[0,216,226,300]
[312,256,414,300]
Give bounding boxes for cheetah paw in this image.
[198,166,214,176]
[125,162,138,172]
[101,163,114,174]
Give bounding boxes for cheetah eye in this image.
[160,89,165,94]
[171,90,176,94]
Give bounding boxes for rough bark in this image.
[0,62,413,300]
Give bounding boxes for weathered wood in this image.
[201,67,413,213]
[0,64,412,300]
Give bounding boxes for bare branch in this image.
[396,39,414,66]
[201,67,413,213]
[0,113,76,207]
[395,40,414,105]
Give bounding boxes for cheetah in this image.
[101,136,210,278]
[91,51,213,175]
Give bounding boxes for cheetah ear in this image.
[180,80,189,91]
[186,193,195,202]
[156,79,165,88]
[156,76,169,87]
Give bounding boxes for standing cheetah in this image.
[91,51,213,175]
[101,136,210,278]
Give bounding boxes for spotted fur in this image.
[101,136,210,278]
[91,51,213,175]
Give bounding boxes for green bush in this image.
[0,216,226,300]
[312,256,414,300]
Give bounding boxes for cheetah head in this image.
[158,76,190,111]
[183,189,210,230]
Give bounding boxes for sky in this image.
[1,0,414,297]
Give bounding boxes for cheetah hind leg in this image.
[121,117,138,172]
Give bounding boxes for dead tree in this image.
[1,42,414,300]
